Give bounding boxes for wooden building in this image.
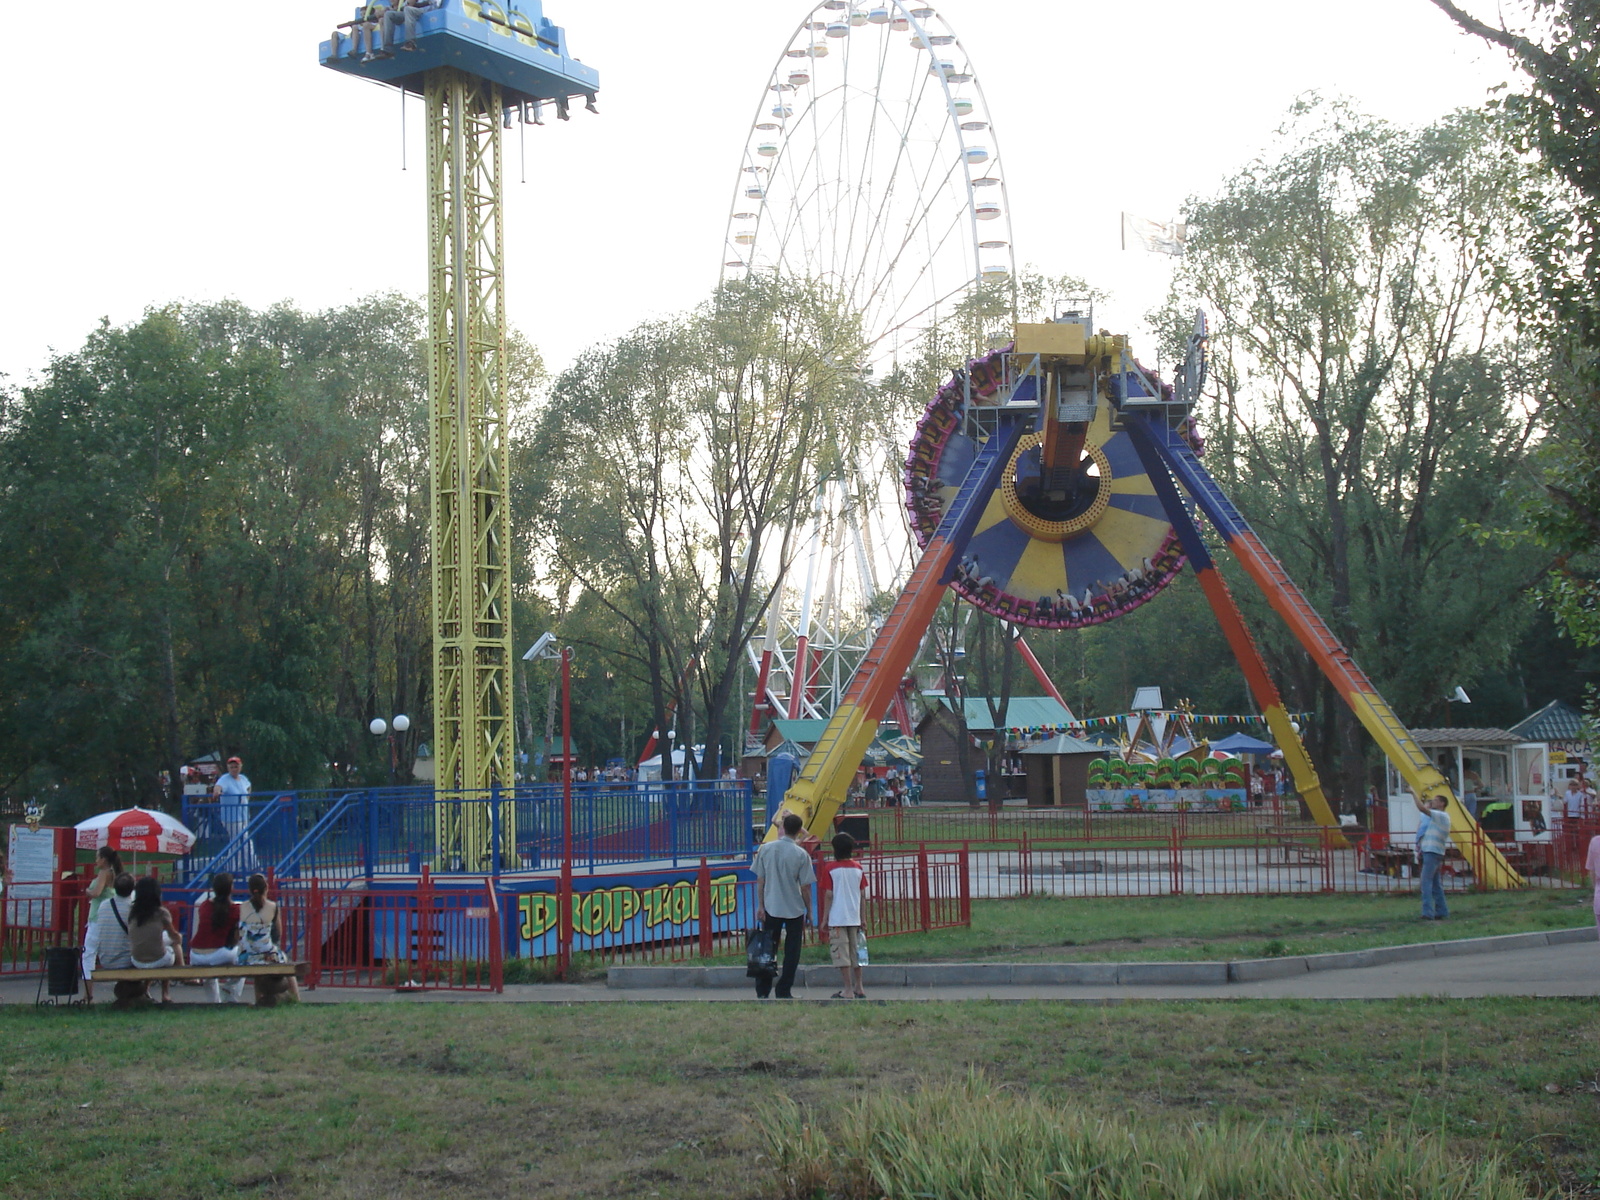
[1020,734,1105,808]
[916,707,976,804]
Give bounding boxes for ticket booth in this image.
[1386,728,1551,843]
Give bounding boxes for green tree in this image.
[1157,99,1550,802]
[523,275,875,780]
[1427,0,1600,664]
[0,295,537,817]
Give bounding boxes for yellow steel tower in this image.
[321,2,600,865]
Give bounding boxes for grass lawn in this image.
[675,889,1596,975]
[854,888,1599,964]
[2,997,1598,1198]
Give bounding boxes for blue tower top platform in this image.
[320,1,599,104]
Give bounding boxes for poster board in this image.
[5,825,73,931]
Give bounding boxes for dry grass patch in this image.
[1,996,1597,1198]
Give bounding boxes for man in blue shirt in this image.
[1413,792,1452,920]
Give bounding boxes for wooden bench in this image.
[1257,825,1324,867]
[92,962,307,1007]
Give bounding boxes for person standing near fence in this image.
[212,756,253,865]
[753,812,815,1000]
[1413,792,1451,921]
[79,847,122,1004]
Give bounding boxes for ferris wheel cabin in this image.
[319,1,599,104]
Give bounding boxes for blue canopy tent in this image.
[1210,732,1276,755]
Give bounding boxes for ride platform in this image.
[319,1,599,103]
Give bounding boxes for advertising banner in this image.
[501,865,756,959]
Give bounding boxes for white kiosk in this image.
[1385,728,1551,843]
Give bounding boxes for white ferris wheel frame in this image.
[726,2,1017,745]
[721,0,1018,364]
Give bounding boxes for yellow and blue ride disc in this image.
[904,346,1192,628]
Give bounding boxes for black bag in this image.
[745,926,777,978]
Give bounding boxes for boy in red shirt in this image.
[819,833,868,999]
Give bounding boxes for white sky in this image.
[0,1,1511,390]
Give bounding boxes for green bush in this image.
[756,1075,1543,1200]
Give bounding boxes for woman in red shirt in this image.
[191,872,244,1004]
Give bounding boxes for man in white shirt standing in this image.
[1562,777,1591,822]
[753,812,815,999]
[1413,792,1452,921]
[213,756,254,866]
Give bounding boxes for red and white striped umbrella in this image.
[74,807,195,856]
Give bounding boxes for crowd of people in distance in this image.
[1560,775,1598,822]
[850,766,921,807]
[81,848,297,1006]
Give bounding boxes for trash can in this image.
[42,946,80,1005]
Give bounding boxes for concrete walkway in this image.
[9,928,1597,1006]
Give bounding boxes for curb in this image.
[606,926,1598,990]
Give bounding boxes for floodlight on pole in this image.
[523,631,559,662]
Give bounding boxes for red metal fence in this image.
[901,823,1594,899]
[861,803,1309,847]
[277,875,503,991]
[13,821,1587,990]
[4,850,967,991]
[1,878,86,977]
[541,849,970,977]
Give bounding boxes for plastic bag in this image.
[746,926,777,978]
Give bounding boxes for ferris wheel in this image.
[728,2,1015,747]
[722,1,1016,368]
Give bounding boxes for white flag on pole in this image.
[1121,213,1188,256]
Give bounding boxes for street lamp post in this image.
[524,633,573,977]
[368,714,411,787]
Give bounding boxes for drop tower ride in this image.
[320,2,599,861]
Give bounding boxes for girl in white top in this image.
[239,873,299,1001]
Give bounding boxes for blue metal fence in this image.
[181,781,754,884]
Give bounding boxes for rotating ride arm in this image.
[1127,429,1344,846]
[1123,414,1523,888]
[765,414,1029,842]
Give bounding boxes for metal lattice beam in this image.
[427,67,514,863]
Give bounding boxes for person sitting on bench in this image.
[190,873,245,1005]
[92,873,138,977]
[238,873,299,1002]
[128,877,186,1004]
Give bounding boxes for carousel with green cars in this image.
[1086,753,1250,812]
